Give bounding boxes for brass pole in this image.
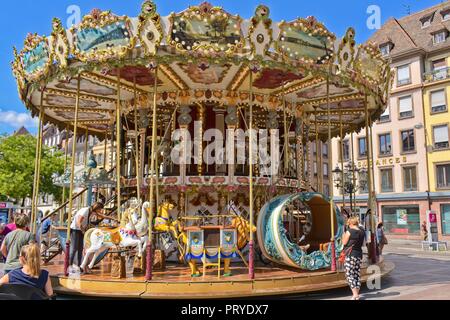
[116,72,122,222]
[133,77,141,203]
[249,67,255,280]
[64,74,81,276]
[61,125,70,225]
[339,111,346,211]
[146,67,159,281]
[82,128,89,208]
[314,108,320,192]
[103,132,108,169]
[369,122,376,198]
[350,131,357,212]
[283,84,289,176]
[364,94,376,264]
[327,67,336,272]
[31,90,45,235]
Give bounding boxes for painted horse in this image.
[81,201,148,271]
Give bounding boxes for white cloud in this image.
[0,109,38,130]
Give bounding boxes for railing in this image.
[423,67,450,83]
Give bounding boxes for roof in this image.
[13,126,30,136]
[368,0,450,56]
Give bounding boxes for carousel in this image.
[12,1,394,298]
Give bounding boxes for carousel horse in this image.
[80,202,146,272]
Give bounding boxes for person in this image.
[421,221,428,241]
[38,212,55,255]
[376,223,387,255]
[342,216,366,300]
[0,243,53,298]
[69,202,105,271]
[0,214,35,274]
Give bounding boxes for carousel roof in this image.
[11,1,392,140]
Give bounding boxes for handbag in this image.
[338,244,354,263]
[382,235,388,245]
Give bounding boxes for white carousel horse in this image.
[80,200,148,271]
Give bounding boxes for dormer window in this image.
[380,44,390,56]
[433,30,448,44]
[421,12,435,28]
[441,8,450,21]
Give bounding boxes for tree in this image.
[0,134,65,206]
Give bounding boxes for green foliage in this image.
[0,134,65,204]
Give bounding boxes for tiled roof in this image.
[13,126,30,136]
[368,1,450,55]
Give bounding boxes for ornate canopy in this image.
[11,1,392,140]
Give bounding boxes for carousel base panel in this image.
[46,256,394,299]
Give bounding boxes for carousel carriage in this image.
[11,1,394,298]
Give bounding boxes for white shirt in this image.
[70,207,90,231]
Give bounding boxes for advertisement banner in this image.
[396,209,408,225]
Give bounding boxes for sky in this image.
[0,0,445,135]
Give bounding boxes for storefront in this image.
[440,204,450,236]
[382,205,420,235]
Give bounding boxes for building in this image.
[331,1,450,241]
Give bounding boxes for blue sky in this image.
[0,0,444,134]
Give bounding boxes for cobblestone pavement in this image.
[285,240,450,300]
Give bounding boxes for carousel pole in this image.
[283,84,289,177]
[327,67,337,272]
[146,66,159,281]
[103,132,108,169]
[61,125,70,225]
[116,71,122,223]
[64,74,81,276]
[248,66,255,280]
[364,93,376,264]
[133,77,141,203]
[31,88,45,235]
[350,132,357,212]
[83,128,89,207]
[314,108,320,192]
[339,111,346,211]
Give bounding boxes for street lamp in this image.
[333,162,368,213]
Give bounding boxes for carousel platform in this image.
[46,256,394,299]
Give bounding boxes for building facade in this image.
[331,1,450,240]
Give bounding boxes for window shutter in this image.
[434,125,449,143]
[398,66,410,81]
[431,90,446,107]
[399,96,413,113]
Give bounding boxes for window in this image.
[380,44,390,56]
[382,206,420,235]
[340,140,350,161]
[397,65,411,86]
[380,168,394,192]
[433,125,449,149]
[322,143,328,158]
[403,166,417,191]
[432,59,447,81]
[399,95,413,118]
[441,204,450,235]
[431,89,447,113]
[437,163,450,189]
[379,133,392,156]
[422,18,432,28]
[401,129,415,152]
[433,31,447,45]
[312,142,317,155]
[379,106,390,122]
[323,163,329,177]
[314,162,318,176]
[443,9,450,20]
[323,184,330,197]
[358,137,367,157]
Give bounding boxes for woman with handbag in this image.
[340,216,365,300]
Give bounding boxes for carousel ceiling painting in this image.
[12,1,391,139]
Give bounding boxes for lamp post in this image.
[332,163,368,214]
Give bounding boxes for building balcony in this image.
[423,67,450,83]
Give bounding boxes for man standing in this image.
[69,202,105,271]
